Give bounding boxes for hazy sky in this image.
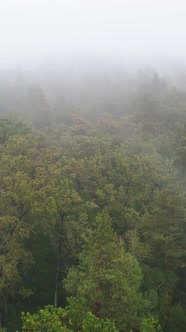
[0,0,186,66]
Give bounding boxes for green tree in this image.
[0,133,37,328]
[17,304,118,332]
[64,211,143,331]
[20,305,72,332]
[0,114,30,144]
[27,86,51,128]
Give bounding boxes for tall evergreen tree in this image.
[64,211,143,331]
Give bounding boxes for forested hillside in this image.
[0,67,186,331]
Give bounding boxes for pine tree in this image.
[64,211,143,331]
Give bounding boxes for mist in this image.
[0,0,186,68]
[1,0,186,118]
[1,2,186,331]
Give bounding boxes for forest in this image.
[0,65,186,332]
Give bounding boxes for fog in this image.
[1,0,186,69]
[1,0,186,109]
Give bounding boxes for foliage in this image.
[16,304,118,332]
[0,68,186,331]
[141,316,163,332]
[20,305,72,332]
[64,211,144,331]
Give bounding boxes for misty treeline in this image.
[0,64,186,332]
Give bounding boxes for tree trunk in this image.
[0,310,2,329]
[54,214,64,307]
